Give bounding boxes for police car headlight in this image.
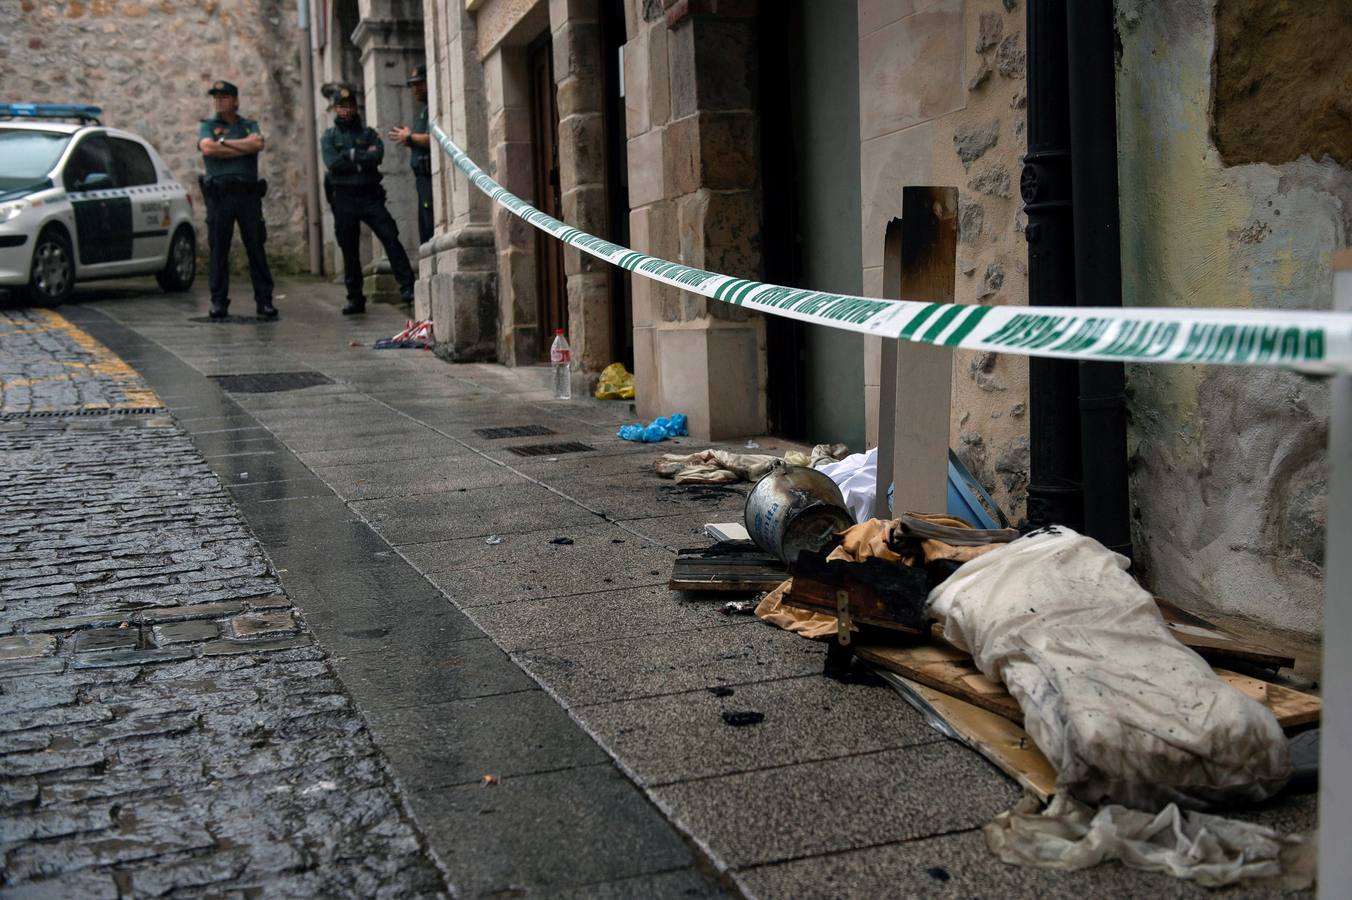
[0,200,31,223]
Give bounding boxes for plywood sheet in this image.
[858,642,1321,730]
[877,669,1057,801]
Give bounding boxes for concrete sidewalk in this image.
[66,277,1315,898]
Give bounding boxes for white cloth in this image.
[926,527,1290,810]
[654,443,847,485]
[816,447,878,523]
[985,795,1314,889]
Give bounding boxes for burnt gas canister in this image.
[744,465,854,566]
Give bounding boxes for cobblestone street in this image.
[0,309,447,897]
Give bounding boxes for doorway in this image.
[529,32,567,359]
[602,0,633,369]
[758,0,864,448]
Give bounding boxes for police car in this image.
[0,103,197,306]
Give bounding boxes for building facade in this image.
[345,0,1347,635]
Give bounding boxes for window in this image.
[62,133,117,191]
[0,129,71,192]
[111,137,157,186]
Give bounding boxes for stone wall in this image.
[1117,0,1351,636]
[416,0,498,362]
[2,0,310,273]
[624,0,767,440]
[857,0,1031,517]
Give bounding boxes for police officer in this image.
[197,80,276,319]
[388,64,433,245]
[321,85,416,315]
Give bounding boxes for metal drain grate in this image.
[473,424,557,439]
[506,441,596,457]
[209,372,335,393]
[0,407,166,421]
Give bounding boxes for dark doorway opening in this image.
[529,31,567,360]
[758,4,807,440]
[757,0,864,448]
[602,0,634,370]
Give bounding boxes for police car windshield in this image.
[0,130,71,192]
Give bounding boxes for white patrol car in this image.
[0,103,197,306]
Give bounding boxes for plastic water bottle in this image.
[549,329,572,400]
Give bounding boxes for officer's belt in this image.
[199,176,268,199]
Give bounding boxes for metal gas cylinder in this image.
[744,465,854,566]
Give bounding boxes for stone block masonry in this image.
[0,310,446,896]
[1,0,311,273]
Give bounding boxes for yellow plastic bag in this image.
[594,362,635,400]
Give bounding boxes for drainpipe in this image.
[298,0,323,275]
[1020,0,1083,532]
[1065,0,1131,558]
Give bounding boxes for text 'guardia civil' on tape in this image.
[432,124,1352,374]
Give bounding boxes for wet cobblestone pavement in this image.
[0,310,160,414]
[0,311,447,897]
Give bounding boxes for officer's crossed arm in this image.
[353,131,384,165]
[321,131,345,173]
[224,130,265,155]
[199,128,264,158]
[323,129,375,172]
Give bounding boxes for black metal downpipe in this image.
[1065,0,1133,559]
[1021,0,1084,532]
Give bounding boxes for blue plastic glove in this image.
[617,413,689,443]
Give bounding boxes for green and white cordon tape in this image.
[433,124,1352,373]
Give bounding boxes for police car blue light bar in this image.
[0,103,103,124]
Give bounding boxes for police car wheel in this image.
[26,228,74,308]
[156,228,196,293]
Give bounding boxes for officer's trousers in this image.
[332,186,416,304]
[415,174,434,246]
[206,190,273,308]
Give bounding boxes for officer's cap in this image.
[407,64,427,86]
[329,84,360,109]
[207,80,239,98]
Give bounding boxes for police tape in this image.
[431,125,1352,373]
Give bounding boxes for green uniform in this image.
[411,105,433,244]
[320,115,414,309]
[198,116,262,182]
[320,119,384,189]
[197,114,272,313]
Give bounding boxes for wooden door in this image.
[529,35,567,359]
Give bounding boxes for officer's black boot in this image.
[256,300,278,319]
[208,302,229,320]
[341,299,366,316]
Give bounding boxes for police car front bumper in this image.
[0,228,32,286]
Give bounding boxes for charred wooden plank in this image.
[669,543,788,592]
[781,552,928,635]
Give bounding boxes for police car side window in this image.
[110,138,157,187]
[63,134,118,192]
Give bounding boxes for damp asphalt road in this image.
[1,276,1318,899]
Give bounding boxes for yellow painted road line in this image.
[29,311,162,411]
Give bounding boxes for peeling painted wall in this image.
[1117,0,1350,635]
[1,0,309,272]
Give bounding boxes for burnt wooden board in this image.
[669,542,788,592]
[781,554,928,635]
[858,642,1320,731]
